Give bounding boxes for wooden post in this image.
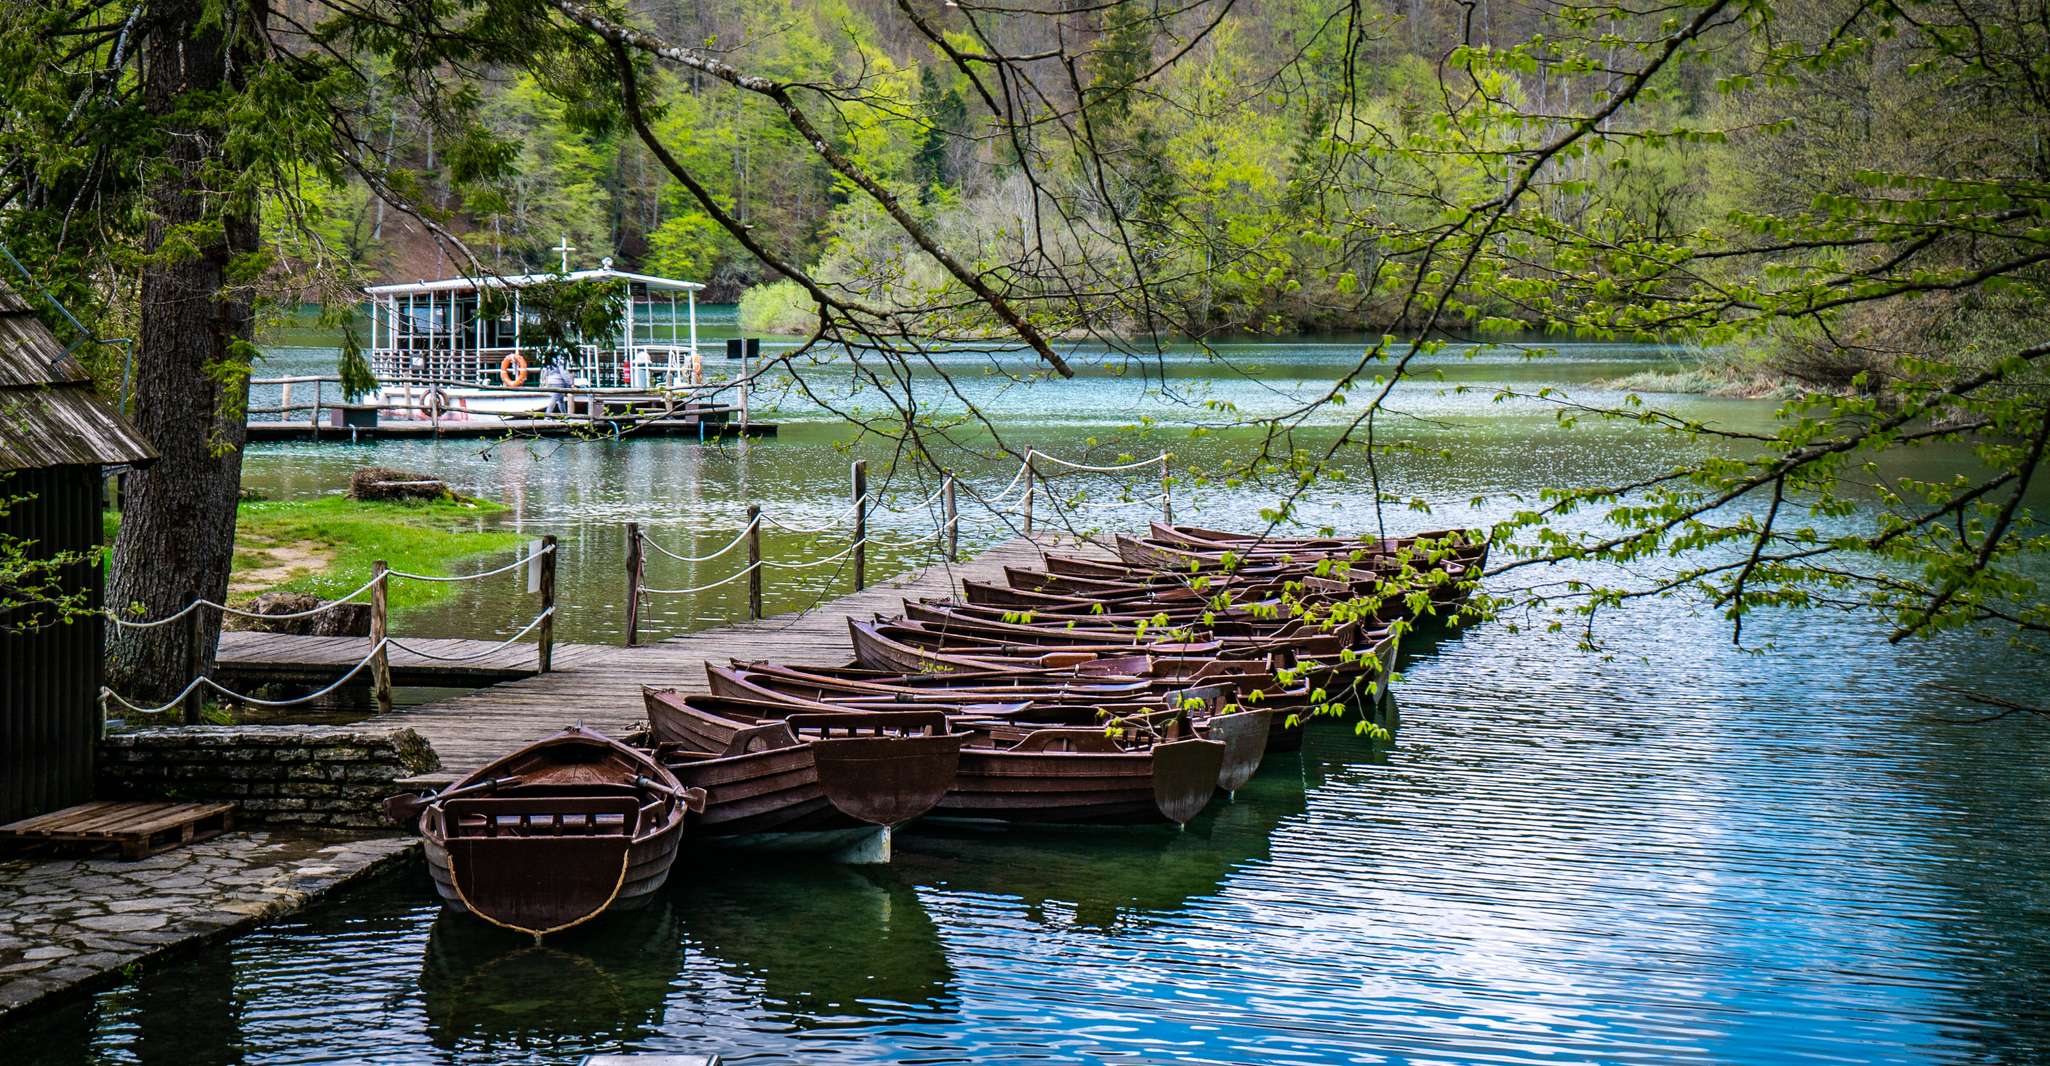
[745,504,763,620]
[739,379,750,432]
[1022,454,1035,536]
[279,380,293,419]
[943,475,958,562]
[851,460,868,591]
[1162,453,1174,524]
[536,534,557,673]
[369,562,393,715]
[625,522,643,648]
[311,379,321,439]
[182,593,205,725]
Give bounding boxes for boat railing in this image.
[248,370,749,430]
[369,343,708,391]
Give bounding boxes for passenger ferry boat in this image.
[363,258,705,419]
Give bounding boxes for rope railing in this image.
[1025,449,1170,473]
[638,561,762,596]
[103,543,556,628]
[759,542,863,569]
[758,506,862,535]
[101,536,561,723]
[386,605,556,662]
[621,449,1173,644]
[638,517,759,563]
[386,542,555,583]
[102,572,387,629]
[101,638,392,717]
[112,447,1178,691]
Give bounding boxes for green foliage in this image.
[0,474,96,635]
[483,273,627,361]
[738,279,820,335]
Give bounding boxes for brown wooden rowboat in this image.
[399,725,702,938]
[650,689,1228,826]
[642,688,964,837]
[707,663,1274,792]
[1155,521,1488,566]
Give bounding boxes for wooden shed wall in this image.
[0,464,102,824]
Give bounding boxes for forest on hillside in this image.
[21,0,2033,361]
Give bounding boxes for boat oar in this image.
[381,775,523,824]
[631,775,709,814]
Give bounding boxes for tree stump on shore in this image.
[347,466,450,502]
[222,592,372,637]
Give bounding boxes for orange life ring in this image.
[499,353,530,388]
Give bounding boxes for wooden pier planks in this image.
[0,801,235,860]
[368,537,1045,787]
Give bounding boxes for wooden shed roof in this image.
[0,284,156,471]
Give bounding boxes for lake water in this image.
[14,324,2048,1063]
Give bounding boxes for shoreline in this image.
[0,832,418,1020]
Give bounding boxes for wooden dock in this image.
[245,417,775,443]
[333,537,1043,786]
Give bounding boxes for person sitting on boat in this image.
[541,356,574,414]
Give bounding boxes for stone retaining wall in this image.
[97,726,440,829]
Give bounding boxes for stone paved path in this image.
[0,832,416,1017]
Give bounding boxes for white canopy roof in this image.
[364,266,703,296]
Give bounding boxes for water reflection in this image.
[894,756,1310,932]
[673,859,953,1024]
[420,899,682,1055]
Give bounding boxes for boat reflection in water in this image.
[892,749,1312,932]
[419,895,683,1056]
[672,858,955,1025]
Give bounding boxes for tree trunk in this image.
[105,0,263,704]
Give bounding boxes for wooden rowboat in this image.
[643,689,964,838]
[651,688,1228,826]
[944,725,1226,826]
[1155,521,1489,566]
[393,725,704,938]
[707,663,1276,792]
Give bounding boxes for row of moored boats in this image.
[386,523,1487,936]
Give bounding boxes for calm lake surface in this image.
[15,321,2048,1063]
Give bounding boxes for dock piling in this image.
[851,460,868,591]
[625,522,643,648]
[745,505,763,620]
[183,593,205,725]
[369,562,393,715]
[943,475,958,562]
[537,535,557,673]
[1162,452,1174,524]
[1023,454,1035,535]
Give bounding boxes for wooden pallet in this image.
[0,801,235,860]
